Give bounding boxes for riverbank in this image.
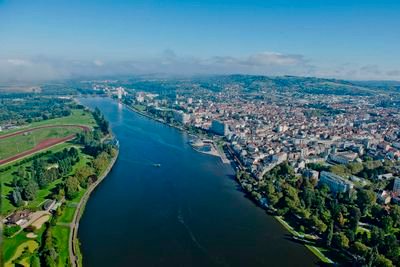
[122,101,231,164]
[274,216,333,264]
[69,147,119,267]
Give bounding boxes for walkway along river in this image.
[78,98,318,267]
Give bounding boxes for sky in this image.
[0,0,399,82]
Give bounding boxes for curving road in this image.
[69,150,119,267]
[0,124,89,166]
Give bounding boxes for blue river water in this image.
[77,97,317,267]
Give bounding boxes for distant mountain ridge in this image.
[188,74,400,96]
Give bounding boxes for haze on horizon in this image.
[0,0,399,82]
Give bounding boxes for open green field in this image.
[0,126,83,160]
[3,231,30,263]
[4,239,38,267]
[0,109,96,136]
[3,219,48,265]
[52,225,71,266]
[59,205,77,223]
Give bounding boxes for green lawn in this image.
[52,225,70,267]
[0,126,83,160]
[133,104,146,112]
[0,109,96,136]
[3,231,30,262]
[58,206,77,223]
[274,216,333,264]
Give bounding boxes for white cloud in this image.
[7,59,32,66]
[93,59,104,67]
[0,52,398,82]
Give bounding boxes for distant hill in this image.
[191,75,398,96]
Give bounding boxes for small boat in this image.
[153,163,161,167]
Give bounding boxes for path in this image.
[69,150,119,267]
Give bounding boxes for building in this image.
[136,92,145,103]
[173,110,190,124]
[210,120,229,136]
[393,177,400,195]
[329,152,358,164]
[319,171,354,193]
[377,190,391,205]
[116,87,125,100]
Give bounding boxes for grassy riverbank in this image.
[70,147,119,267]
[274,216,333,264]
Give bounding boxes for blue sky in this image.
[0,0,399,81]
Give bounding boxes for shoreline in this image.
[69,148,119,267]
[122,101,231,164]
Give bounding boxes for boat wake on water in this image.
[177,207,207,253]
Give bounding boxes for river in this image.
[78,97,318,267]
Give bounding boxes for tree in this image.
[3,225,21,237]
[381,235,399,262]
[22,180,38,201]
[330,165,350,176]
[65,176,79,200]
[16,166,27,178]
[381,216,393,233]
[356,189,376,215]
[92,152,109,175]
[348,206,361,231]
[347,162,364,175]
[264,181,280,206]
[301,187,315,209]
[332,232,349,249]
[326,222,334,247]
[309,215,327,233]
[374,254,395,267]
[75,165,94,188]
[337,212,345,227]
[390,205,400,227]
[58,158,72,176]
[41,226,59,266]
[370,226,385,247]
[366,246,379,267]
[352,241,370,258]
[371,204,384,222]
[32,159,45,182]
[11,189,23,207]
